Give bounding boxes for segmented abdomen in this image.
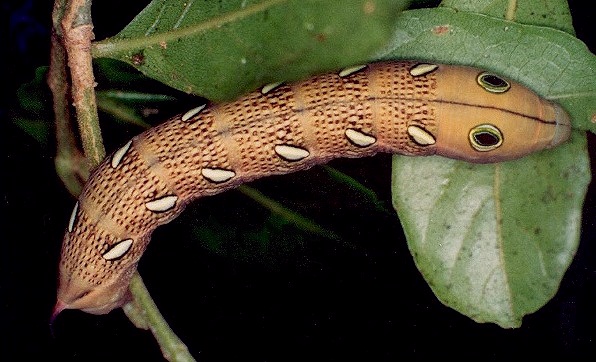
[62,61,437,286]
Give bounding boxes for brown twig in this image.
[48,0,89,196]
[59,0,105,165]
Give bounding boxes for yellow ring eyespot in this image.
[477,72,511,93]
[469,124,503,152]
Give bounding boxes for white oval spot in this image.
[261,81,283,94]
[181,104,206,122]
[345,129,376,147]
[409,63,439,77]
[145,195,178,212]
[407,125,436,146]
[67,202,79,233]
[102,239,133,261]
[111,140,133,168]
[338,64,367,77]
[274,144,310,161]
[201,167,236,183]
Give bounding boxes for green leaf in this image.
[93,0,409,101]
[17,67,50,114]
[12,117,51,146]
[387,2,593,327]
[440,0,574,34]
[392,132,590,327]
[13,66,53,145]
[377,8,596,131]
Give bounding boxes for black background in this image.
[2,0,594,361]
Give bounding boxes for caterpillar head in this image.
[53,202,145,318]
[413,64,572,163]
[52,262,134,318]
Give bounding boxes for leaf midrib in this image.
[92,0,287,58]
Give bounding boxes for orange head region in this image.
[431,65,571,163]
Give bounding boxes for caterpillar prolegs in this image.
[53,61,571,316]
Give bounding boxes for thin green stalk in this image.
[238,184,341,242]
[127,273,196,362]
[322,165,389,213]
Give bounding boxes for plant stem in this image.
[49,0,89,196]
[60,0,105,165]
[49,29,90,196]
[126,273,196,362]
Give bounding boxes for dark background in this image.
[2,0,594,361]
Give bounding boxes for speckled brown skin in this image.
[54,61,571,316]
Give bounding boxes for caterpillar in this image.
[53,61,571,317]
